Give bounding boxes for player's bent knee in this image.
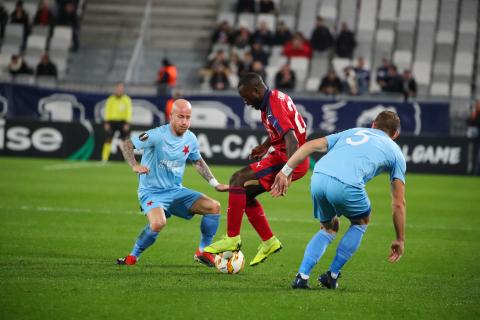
[150,219,166,232]
[210,200,221,214]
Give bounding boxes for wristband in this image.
[281,164,293,176]
[209,178,220,188]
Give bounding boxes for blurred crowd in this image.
[201,0,417,100]
[1,0,82,79]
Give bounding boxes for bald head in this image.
[170,99,192,136]
[172,99,192,113]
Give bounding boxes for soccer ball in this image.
[214,251,245,274]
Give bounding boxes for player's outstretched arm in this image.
[192,157,229,192]
[389,179,406,263]
[270,137,328,197]
[120,139,149,174]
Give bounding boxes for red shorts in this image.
[249,150,310,191]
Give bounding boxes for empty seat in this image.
[256,14,276,31]
[430,82,450,96]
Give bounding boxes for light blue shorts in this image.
[138,187,203,220]
[310,173,371,223]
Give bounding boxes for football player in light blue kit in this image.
[271,111,407,289]
[117,99,229,267]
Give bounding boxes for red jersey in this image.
[260,89,307,153]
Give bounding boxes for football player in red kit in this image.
[204,73,309,266]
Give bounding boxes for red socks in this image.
[245,199,274,241]
[226,187,246,237]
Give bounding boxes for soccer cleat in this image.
[203,235,241,254]
[291,273,310,289]
[318,271,340,289]
[194,248,215,267]
[116,255,137,265]
[249,236,283,266]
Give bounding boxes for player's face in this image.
[170,108,191,136]
[239,85,262,110]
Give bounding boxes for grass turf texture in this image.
[0,157,479,319]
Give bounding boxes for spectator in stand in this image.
[319,69,343,95]
[8,54,33,75]
[354,56,370,95]
[207,49,229,70]
[275,64,296,90]
[250,60,266,81]
[236,0,255,13]
[381,65,403,94]
[402,69,417,100]
[311,17,334,53]
[232,26,251,50]
[211,20,233,45]
[250,41,269,66]
[210,64,230,91]
[36,53,57,78]
[283,32,312,59]
[273,20,292,46]
[252,20,273,46]
[259,0,275,13]
[335,22,356,59]
[0,3,7,41]
[10,0,30,48]
[466,100,480,175]
[239,51,254,78]
[342,66,358,95]
[228,52,243,78]
[156,59,178,96]
[34,0,55,28]
[56,1,79,51]
[376,58,391,87]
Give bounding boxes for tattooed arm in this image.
[192,156,229,191]
[121,139,149,174]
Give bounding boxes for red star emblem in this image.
[147,201,153,206]
[182,145,190,155]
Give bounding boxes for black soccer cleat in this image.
[291,273,310,289]
[318,271,340,289]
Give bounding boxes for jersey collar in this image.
[260,88,271,111]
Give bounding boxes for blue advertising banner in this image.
[0,82,450,135]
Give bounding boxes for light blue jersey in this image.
[314,128,406,188]
[131,124,201,192]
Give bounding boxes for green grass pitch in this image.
[0,157,479,319]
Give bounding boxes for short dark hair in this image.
[238,72,265,89]
[374,111,400,136]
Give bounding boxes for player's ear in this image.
[392,130,399,140]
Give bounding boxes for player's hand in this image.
[123,123,130,131]
[388,239,404,263]
[249,145,268,160]
[104,123,111,131]
[270,172,290,197]
[132,165,149,174]
[214,184,230,192]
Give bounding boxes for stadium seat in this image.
[256,14,276,31]
[297,0,318,37]
[305,77,320,92]
[451,83,471,98]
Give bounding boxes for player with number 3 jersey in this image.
[204,73,309,266]
[271,111,407,289]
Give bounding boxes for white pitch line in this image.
[42,162,108,171]
[0,204,477,232]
